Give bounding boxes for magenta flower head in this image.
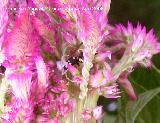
[2,10,49,98]
[115,22,160,66]
[101,84,121,99]
[7,71,32,100]
[111,22,160,79]
[3,11,39,61]
[1,10,49,122]
[110,22,160,100]
[2,11,38,100]
[0,0,8,47]
[0,0,9,66]
[90,67,114,88]
[81,109,92,121]
[93,106,103,120]
[0,0,160,123]
[90,70,107,88]
[35,56,48,88]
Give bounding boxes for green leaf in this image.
[125,87,160,123]
[103,114,116,123]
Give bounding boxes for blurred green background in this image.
[109,0,160,36]
[98,0,160,123]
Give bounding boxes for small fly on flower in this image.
[65,52,83,65]
[56,52,83,73]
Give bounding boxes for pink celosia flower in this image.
[3,99,34,123]
[76,0,111,99]
[0,0,8,67]
[1,0,160,122]
[90,70,107,88]
[116,22,160,58]
[32,16,55,44]
[51,84,67,93]
[36,116,61,123]
[54,92,76,117]
[103,68,115,82]
[111,22,160,79]
[62,31,78,45]
[67,64,80,76]
[7,71,32,100]
[35,56,48,88]
[1,10,51,122]
[93,106,103,120]
[118,73,137,100]
[66,64,83,84]
[81,109,92,120]
[2,11,40,61]
[90,0,111,35]
[0,0,8,48]
[90,64,115,88]
[72,76,83,84]
[101,84,121,98]
[95,50,112,62]
[2,11,35,100]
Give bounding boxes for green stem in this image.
[152,64,160,74]
[0,78,8,110]
[61,92,99,123]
